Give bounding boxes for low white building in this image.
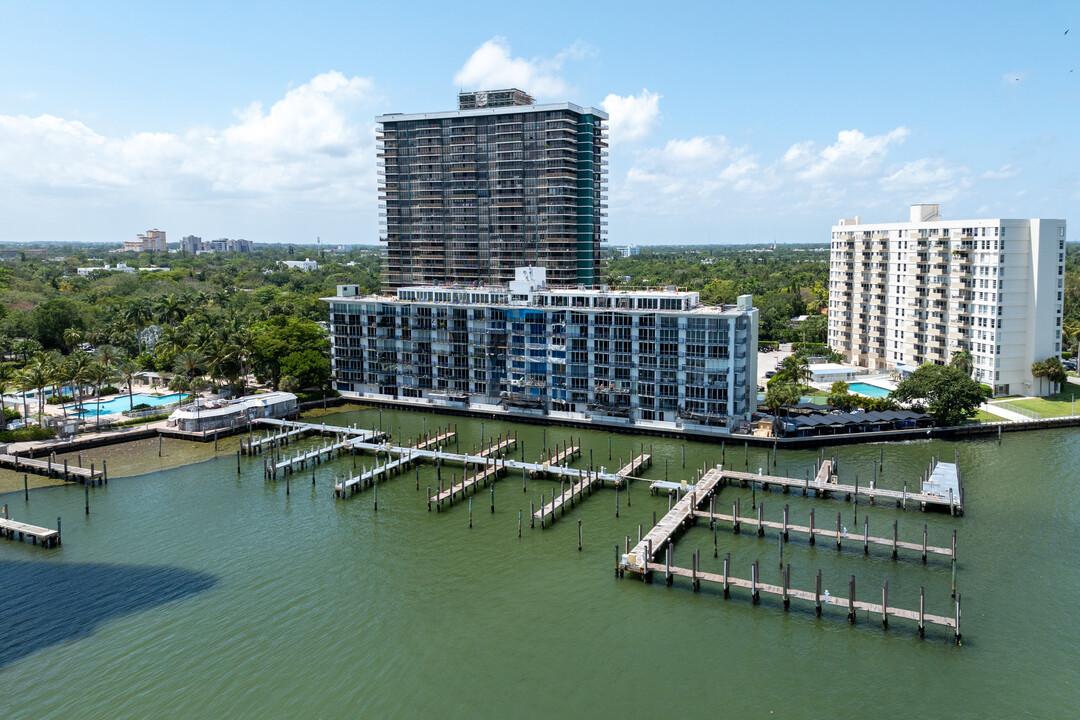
[280,258,319,271]
[167,392,297,432]
[76,262,170,277]
[808,363,863,384]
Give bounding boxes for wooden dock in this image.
[0,516,60,548]
[530,450,650,525]
[532,468,605,523]
[530,438,582,477]
[690,505,956,562]
[429,459,508,505]
[625,467,724,567]
[474,432,517,459]
[408,427,457,452]
[648,558,959,641]
[334,449,421,497]
[616,453,651,478]
[720,457,963,515]
[241,425,307,454]
[0,453,102,484]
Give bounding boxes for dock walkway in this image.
[0,517,60,547]
[334,449,421,497]
[625,467,724,567]
[691,506,956,561]
[651,560,959,639]
[721,458,963,515]
[0,453,101,483]
[531,451,651,524]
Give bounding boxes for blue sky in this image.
[1,1,1076,246]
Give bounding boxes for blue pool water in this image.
[73,393,187,417]
[847,382,891,398]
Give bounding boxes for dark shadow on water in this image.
[0,560,218,669]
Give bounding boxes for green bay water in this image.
[2,408,1079,718]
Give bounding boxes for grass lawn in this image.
[969,409,1008,423]
[995,391,1080,418]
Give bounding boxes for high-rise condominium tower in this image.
[377,89,608,289]
[828,204,1066,396]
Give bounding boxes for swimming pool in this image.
[848,382,892,398]
[72,393,188,417]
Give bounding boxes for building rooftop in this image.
[377,100,608,123]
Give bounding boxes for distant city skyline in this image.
[0,1,1076,245]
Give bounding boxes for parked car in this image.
[765,370,776,378]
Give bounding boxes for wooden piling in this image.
[815,570,822,615]
[922,524,928,563]
[918,586,925,638]
[848,575,856,623]
[578,519,582,551]
[882,581,889,629]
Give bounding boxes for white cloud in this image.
[782,127,909,181]
[879,158,971,202]
[982,163,1018,180]
[453,36,591,99]
[612,124,982,222]
[601,89,661,145]
[616,135,759,212]
[0,71,378,204]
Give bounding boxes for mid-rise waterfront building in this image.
[324,268,758,434]
[377,90,608,290]
[124,229,166,253]
[828,204,1066,396]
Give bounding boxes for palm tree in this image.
[62,327,84,353]
[154,293,187,327]
[67,351,95,418]
[776,354,811,389]
[173,348,206,385]
[96,345,120,371]
[86,362,116,430]
[0,363,16,430]
[124,297,154,352]
[114,358,139,411]
[949,349,974,378]
[17,364,49,427]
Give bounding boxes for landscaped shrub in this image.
[0,426,57,442]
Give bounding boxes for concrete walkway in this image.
[982,401,1037,422]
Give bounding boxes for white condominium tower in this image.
[828,204,1066,396]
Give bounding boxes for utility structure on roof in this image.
[377,89,608,290]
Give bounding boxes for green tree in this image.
[949,349,974,378]
[0,363,16,430]
[827,380,855,410]
[17,363,49,427]
[249,315,329,390]
[1032,356,1067,395]
[114,358,139,411]
[280,348,331,390]
[764,382,800,416]
[31,298,88,350]
[891,363,992,426]
[124,298,154,353]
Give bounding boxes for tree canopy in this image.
[891,363,991,426]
